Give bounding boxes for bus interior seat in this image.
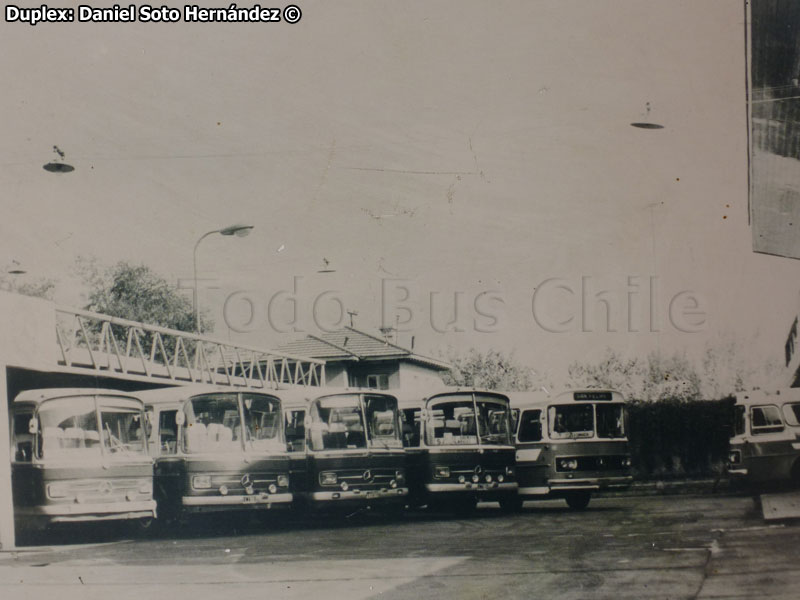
[347,430,366,447]
[63,427,85,448]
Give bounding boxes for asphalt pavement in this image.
[1,493,798,599]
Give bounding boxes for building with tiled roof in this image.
[273,326,451,390]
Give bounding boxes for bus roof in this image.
[281,387,401,411]
[394,387,510,411]
[13,388,143,406]
[135,383,315,406]
[508,388,625,409]
[735,388,800,406]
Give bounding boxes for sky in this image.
[2,0,798,387]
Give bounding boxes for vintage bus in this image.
[508,389,632,510]
[10,388,156,530]
[138,385,291,521]
[728,388,800,488]
[397,389,518,514]
[282,388,408,512]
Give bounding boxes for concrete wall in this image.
[323,363,349,387]
[398,362,446,390]
[0,291,58,549]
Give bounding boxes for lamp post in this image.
[193,224,254,333]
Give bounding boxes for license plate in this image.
[242,495,259,503]
[366,492,378,499]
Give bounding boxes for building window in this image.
[366,374,389,390]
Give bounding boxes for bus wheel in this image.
[565,491,591,510]
[126,516,158,538]
[499,496,524,513]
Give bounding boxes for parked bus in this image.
[728,388,800,488]
[282,388,408,512]
[10,388,156,530]
[138,385,291,521]
[508,389,632,510]
[397,389,518,514]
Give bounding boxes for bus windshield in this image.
[183,394,243,453]
[425,394,512,446]
[549,403,627,440]
[310,395,367,450]
[596,404,625,438]
[364,394,403,449]
[242,393,284,452]
[476,397,513,444]
[550,404,594,439]
[37,396,147,460]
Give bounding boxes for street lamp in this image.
[193,224,254,332]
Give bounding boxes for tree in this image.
[567,349,641,398]
[568,348,701,401]
[80,259,212,333]
[441,347,536,392]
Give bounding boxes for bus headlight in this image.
[319,472,338,485]
[192,475,212,490]
[557,458,579,471]
[728,451,741,465]
[622,457,632,468]
[268,484,278,494]
[505,466,515,477]
[219,485,229,496]
[484,474,493,483]
[395,471,406,485]
[47,483,70,499]
[471,474,480,483]
[458,475,466,484]
[434,466,450,479]
[497,474,505,483]
[340,481,349,491]
[277,475,289,488]
[390,479,398,489]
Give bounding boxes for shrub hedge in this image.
[626,397,736,480]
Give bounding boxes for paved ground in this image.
[1,493,799,599]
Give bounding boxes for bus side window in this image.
[518,410,542,443]
[751,405,784,435]
[285,410,306,452]
[402,409,420,447]
[782,403,800,427]
[733,405,746,435]
[159,410,178,455]
[12,412,34,462]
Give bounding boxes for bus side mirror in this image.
[175,412,186,426]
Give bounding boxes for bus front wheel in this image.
[565,491,591,510]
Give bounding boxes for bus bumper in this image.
[182,493,292,510]
[426,482,518,493]
[16,500,157,523]
[519,475,632,497]
[311,488,408,502]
